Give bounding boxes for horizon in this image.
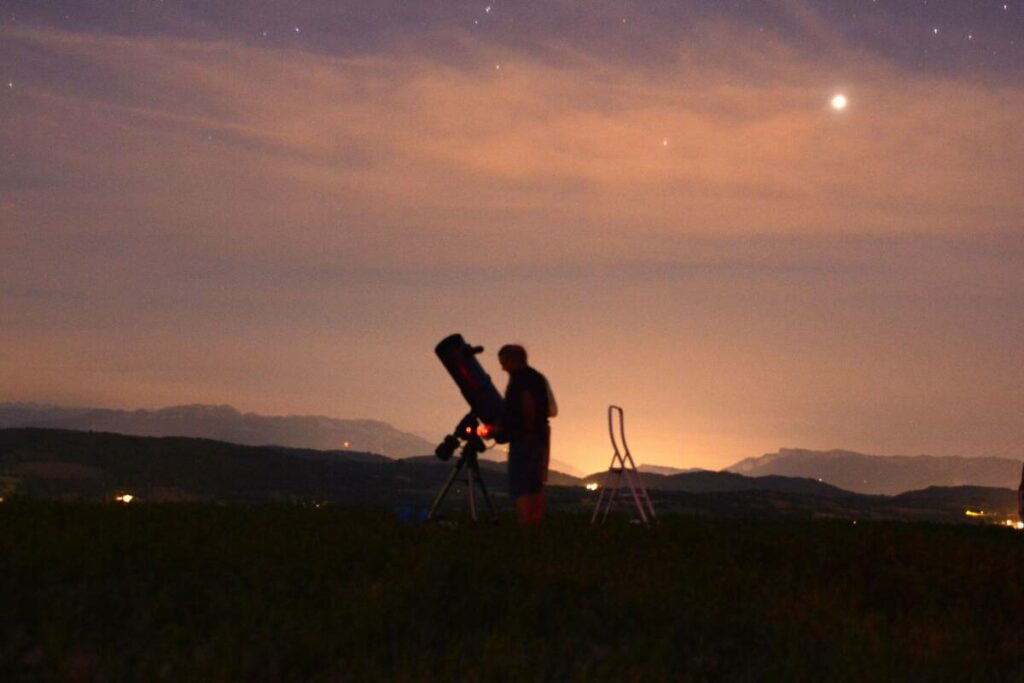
[3,399,1022,476]
[3,2,1023,474]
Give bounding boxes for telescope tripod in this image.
[427,448,497,522]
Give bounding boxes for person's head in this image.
[498,344,528,373]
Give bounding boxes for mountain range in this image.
[3,403,1021,496]
[727,448,1024,495]
[1,428,1018,524]
[0,402,585,475]
[0,402,434,458]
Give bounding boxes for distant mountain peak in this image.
[0,402,434,458]
[154,404,243,418]
[725,447,1022,495]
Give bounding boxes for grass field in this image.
[2,503,1023,681]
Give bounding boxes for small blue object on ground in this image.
[396,506,430,523]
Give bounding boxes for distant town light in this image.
[115,494,134,504]
[585,482,599,491]
[964,509,985,517]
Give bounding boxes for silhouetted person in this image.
[491,344,557,525]
[1018,462,1024,524]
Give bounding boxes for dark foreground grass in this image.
[1,503,1022,681]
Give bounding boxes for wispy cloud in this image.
[5,24,1021,256]
[2,16,1022,468]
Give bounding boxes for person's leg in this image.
[533,489,546,523]
[533,430,549,523]
[512,437,547,526]
[509,441,527,523]
[515,494,533,525]
[517,492,544,525]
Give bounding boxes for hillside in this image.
[727,448,1023,495]
[401,455,583,487]
[0,402,435,458]
[583,468,848,497]
[0,428,581,509]
[636,464,705,476]
[2,428,1019,523]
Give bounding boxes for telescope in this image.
[433,333,506,460]
[428,333,503,520]
[434,333,503,428]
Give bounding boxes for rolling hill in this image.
[583,468,849,497]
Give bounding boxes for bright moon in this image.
[831,94,848,110]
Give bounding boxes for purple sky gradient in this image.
[2,1,1022,470]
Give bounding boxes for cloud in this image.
[2,17,1022,468]
[4,24,1021,262]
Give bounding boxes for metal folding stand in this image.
[427,448,497,522]
[591,405,657,526]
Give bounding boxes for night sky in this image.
[2,1,1022,472]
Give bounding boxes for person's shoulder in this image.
[523,366,548,388]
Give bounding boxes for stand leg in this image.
[602,479,622,524]
[591,481,608,525]
[427,457,465,520]
[472,462,498,521]
[466,462,477,521]
[427,452,498,523]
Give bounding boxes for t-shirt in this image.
[502,366,551,441]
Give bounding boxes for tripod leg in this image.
[466,462,477,521]
[472,464,498,521]
[428,458,465,521]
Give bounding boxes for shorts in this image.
[508,432,550,498]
